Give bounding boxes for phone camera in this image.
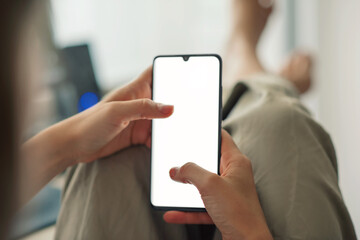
[183,56,189,61]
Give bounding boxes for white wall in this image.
[295,0,360,235]
[51,0,231,89]
[50,0,288,90]
[317,0,360,234]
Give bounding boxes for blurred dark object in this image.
[222,82,248,121]
[54,44,102,120]
[222,82,248,135]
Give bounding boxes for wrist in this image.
[46,121,79,168]
[29,121,77,170]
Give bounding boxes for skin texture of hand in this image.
[163,130,273,240]
[19,67,172,205]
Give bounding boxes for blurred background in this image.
[13,0,360,239]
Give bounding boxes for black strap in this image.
[222,82,248,121]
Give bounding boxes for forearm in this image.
[18,124,74,206]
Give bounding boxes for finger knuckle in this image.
[221,152,233,161]
[240,155,253,170]
[137,99,153,119]
[233,153,252,169]
[141,98,152,108]
[204,174,219,188]
[179,162,194,176]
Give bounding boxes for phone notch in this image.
[183,56,190,61]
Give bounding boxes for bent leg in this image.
[55,146,187,240]
[221,75,356,239]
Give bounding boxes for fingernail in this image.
[158,104,174,115]
[169,167,179,178]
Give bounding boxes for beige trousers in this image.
[55,75,356,240]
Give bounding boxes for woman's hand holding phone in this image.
[64,66,174,164]
[51,66,173,164]
[20,67,172,203]
[163,130,273,240]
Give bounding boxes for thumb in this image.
[221,129,240,154]
[169,162,219,193]
[113,99,174,122]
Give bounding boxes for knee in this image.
[94,145,151,183]
[64,145,151,197]
[101,145,150,169]
[261,98,310,126]
[228,96,310,138]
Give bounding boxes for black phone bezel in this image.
[150,54,223,212]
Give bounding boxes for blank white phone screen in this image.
[151,56,221,209]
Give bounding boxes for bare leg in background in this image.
[223,0,311,94]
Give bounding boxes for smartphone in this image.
[151,54,222,211]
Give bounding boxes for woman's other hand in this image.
[20,67,171,204]
[163,130,272,240]
[37,66,173,165]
